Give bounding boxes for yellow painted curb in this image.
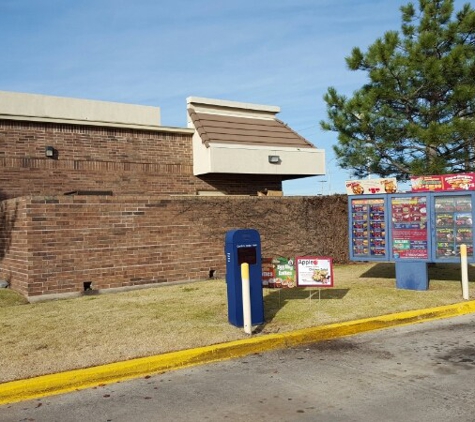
[1,300,475,406]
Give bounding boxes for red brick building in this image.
[0,92,324,199]
[0,91,329,299]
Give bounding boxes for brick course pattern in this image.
[0,195,349,298]
[0,120,283,198]
[0,118,338,298]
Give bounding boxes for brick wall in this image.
[0,119,283,199]
[0,197,28,293]
[197,174,283,195]
[0,195,349,298]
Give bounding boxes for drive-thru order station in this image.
[225,229,265,327]
[347,173,475,290]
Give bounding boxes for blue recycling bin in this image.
[225,229,265,327]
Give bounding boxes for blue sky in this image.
[0,0,469,195]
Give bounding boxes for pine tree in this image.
[321,0,475,180]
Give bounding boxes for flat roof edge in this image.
[187,96,280,113]
[206,142,321,151]
[0,90,162,126]
[0,114,194,134]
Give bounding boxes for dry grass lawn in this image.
[0,262,473,383]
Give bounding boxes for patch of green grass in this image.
[0,289,29,308]
[182,286,200,292]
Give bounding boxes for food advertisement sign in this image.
[261,257,296,288]
[391,196,429,259]
[350,197,387,259]
[261,258,274,287]
[434,195,473,258]
[346,178,397,195]
[296,257,334,287]
[411,173,475,192]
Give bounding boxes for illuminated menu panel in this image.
[435,195,473,258]
[351,198,386,258]
[391,196,428,259]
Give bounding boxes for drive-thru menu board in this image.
[350,198,386,258]
[435,195,473,258]
[391,196,428,259]
[348,189,475,263]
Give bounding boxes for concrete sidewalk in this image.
[2,300,475,406]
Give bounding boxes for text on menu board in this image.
[391,196,428,259]
[351,198,387,258]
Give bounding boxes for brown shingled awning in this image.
[188,110,314,148]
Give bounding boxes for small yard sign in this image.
[296,257,334,288]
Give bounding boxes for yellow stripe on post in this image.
[241,262,249,280]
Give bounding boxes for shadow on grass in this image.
[360,263,396,278]
[361,262,475,281]
[256,287,349,333]
[265,288,349,301]
[428,263,475,281]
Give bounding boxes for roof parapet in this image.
[187,96,280,121]
[0,90,161,127]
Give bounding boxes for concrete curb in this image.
[2,300,475,406]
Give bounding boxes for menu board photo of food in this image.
[345,178,398,195]
[391,196,429,259]
[411,173,475,192]
[435,195,474,258]
[350,198,387,259]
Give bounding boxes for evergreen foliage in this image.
[321,0,475,180]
